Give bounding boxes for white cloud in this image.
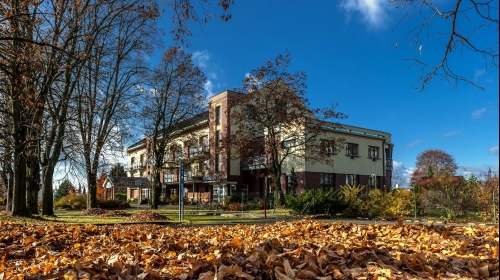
[338,0,390,27]
[392,160,415,188]
[405,139,423,148]
[204,80,215,97]
[458,164,499,178]
[474,69,487,79]
[192,50,225,97]
[471,107,486,119]
[192,50,210,69]
[443,131,461,137]
[489,145,499,155]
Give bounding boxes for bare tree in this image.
[141,46,206,209]
[73,0,159,209]
[392,0,499,90]
[222,52,347,209]
[164,0,233,46]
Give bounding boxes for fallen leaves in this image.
[126,210,170,221]
[0,220,497,279]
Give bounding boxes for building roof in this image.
[106,176,151,187]
[127,111,209,150]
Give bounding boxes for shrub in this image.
[349,188,414,219]
[285,189,347,215]
[227,202,247,211]
[220,196,232,209]
[245,197,265,210]
[169,194,179,205]
[128,198,138,204]
[54,194,87,210]
[340,185,368,217]
[114,193,127,202]
[229,193,243,203]
[381,189,413,219]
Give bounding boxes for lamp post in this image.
[412,184,417,219]
[6,173,10,213]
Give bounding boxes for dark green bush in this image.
[114,193,127,201]
[245,197,265,210]
[229,192,243,203]
[128,198,138,204]
[284,189,347,215]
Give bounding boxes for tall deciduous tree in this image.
[163,0,233,46]
[411,149,458,185]
[141,46,206,209]
[391,0,498,90]
[222,52,347,209]
[73,0,159,209]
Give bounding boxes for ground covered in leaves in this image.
[0,220,498,279]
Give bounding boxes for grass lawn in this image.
[0,205,295,225]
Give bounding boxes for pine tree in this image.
[54,180,73,202]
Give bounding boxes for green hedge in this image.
[284,189,347,215]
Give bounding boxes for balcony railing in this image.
[128,163,145,170]
[241,156,269,170]
[189,145,209,158]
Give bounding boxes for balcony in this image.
[128,163,145,171]
[241,156,270,170]
[189,145,209,159]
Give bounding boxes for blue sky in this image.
[152,0,499,186]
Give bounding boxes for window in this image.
[215,106,221,125]
[320,173,336,190]
[368,146,379,159]
[282,139,296,148]
[215,130,221,147]
[346,143,359,157]
[201,135,209,146]
[346,174,358,186]
[201,160,209,173]
[246,105,255,118]
[141,189,149,199]
[184,170,192,181]
[139,154,144,166]
[170,188,177,194]
[164,173,175,183]
[322,140,337,155]
[368,175,377,187]
[215,153,220,173]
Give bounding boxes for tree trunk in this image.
[272,169,282,213]
[12,151,28,216]
[11,97,29,217]
[42,165,55,216]
[151,171,161,209]
[27,156,40,214]
[87,172,98,208]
